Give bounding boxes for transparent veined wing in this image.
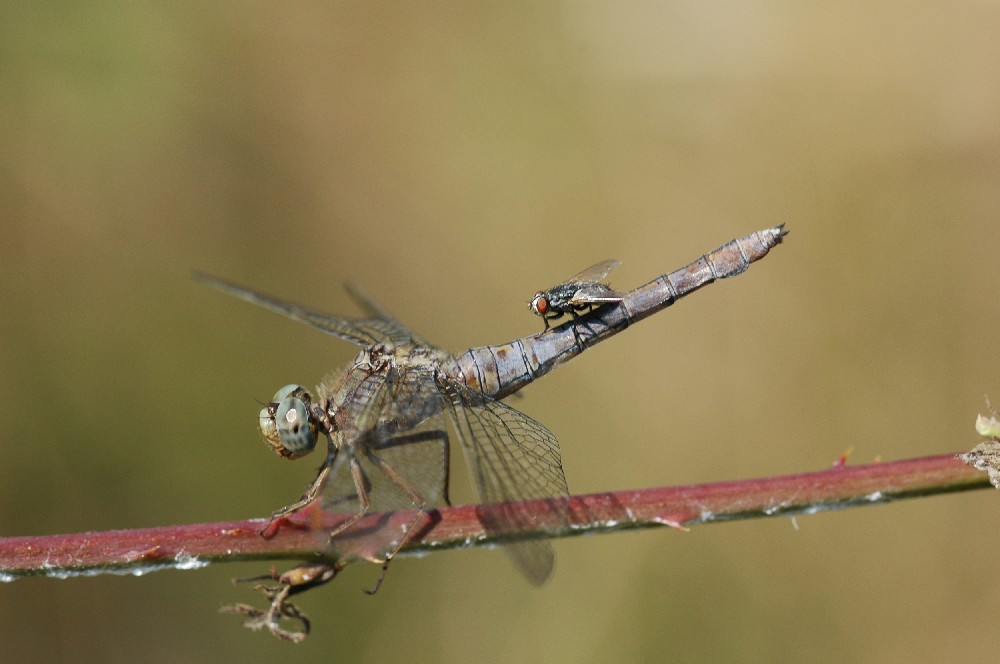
[563,258,620,286]
[316,366,451,566]
[439,378,569,585]
[194,272,418,348]
[567,283,626,306]
[324,366,451,515]
[343,281,433,348]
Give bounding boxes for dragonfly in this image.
[197,276,569,591]
[529,259,625,329]
[196,225,786,594]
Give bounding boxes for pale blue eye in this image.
[275,397,317,456]
[258,384,317,459]
[271,384,301,403]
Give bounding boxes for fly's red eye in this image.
[534,296,548,314]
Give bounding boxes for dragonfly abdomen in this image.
[458,226,787,400]
[454,334,581,400]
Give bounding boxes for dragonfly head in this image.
[529,291,549,316]
[259,384,319,459]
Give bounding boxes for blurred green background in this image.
[2,2,1000,662]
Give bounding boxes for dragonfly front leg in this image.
[263,443,339,530]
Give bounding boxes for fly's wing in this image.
[439,378,569,585]
[566,283,626,306]
[194,272,419,348]
[322,367,450,516]
[564,258,620,285]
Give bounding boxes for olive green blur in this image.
[2,3,999,662]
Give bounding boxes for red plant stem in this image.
[0,453,987,579]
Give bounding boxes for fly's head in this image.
[529,291,550,317]
[259,384,319,459]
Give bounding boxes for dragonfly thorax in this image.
[366,343,395,369]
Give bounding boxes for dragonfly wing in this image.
[440,379,569,585]
[195,272,423,348]
[326,367,450,514]
[343,281,397,321]
[344,281,432,347]
[564,258,620,285]
[318,367,450,563]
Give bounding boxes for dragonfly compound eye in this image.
[530,293,548,315]
[259,384,317,459]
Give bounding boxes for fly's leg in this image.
[361,450,432,595]
[571,303,596,321]
[542,310,564,331]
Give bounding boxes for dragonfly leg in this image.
[365,560,392,595]
[361,451,432,595]
[362,502,427,595]
[262,459,335,535]
[324,455,372,541]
